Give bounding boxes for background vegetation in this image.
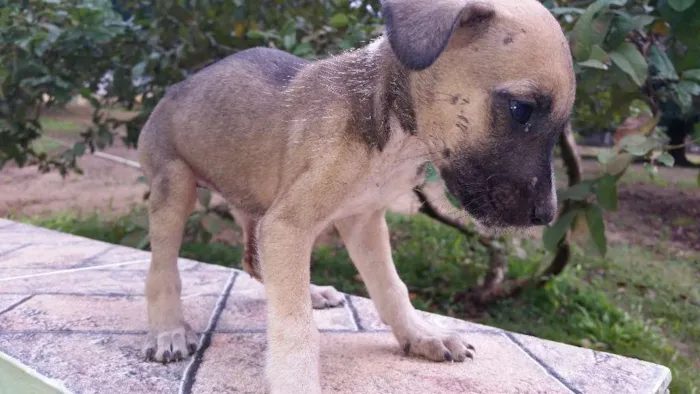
[2,0,699,392]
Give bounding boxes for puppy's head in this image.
[383,0,575,230]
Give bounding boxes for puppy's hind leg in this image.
[235,211,344,310]
[141,160,199,363]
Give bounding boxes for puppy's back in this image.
[139,47,311,214]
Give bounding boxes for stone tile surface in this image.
[0,243,114,270]
[0,332,185,394]
[349,295,500,334]
[511,333,672,394]
[0,265,226,295]
[0,220,673,394]
[0,294,31,313]
[191,332,572,394]
[0,224,86,244]
[215,273,357,332]
[0,294,217,333]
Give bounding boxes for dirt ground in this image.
[1,107,699,254]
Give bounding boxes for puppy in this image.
[136,0,575,392]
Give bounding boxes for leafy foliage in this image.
[1,0,382,173]
[2,0,700,283]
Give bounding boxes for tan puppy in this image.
[136,0,575,392]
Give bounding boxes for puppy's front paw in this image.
[310,284,345,309]
[142,323,198,363]
[401,329,475,362]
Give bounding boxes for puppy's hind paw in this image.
[310,284,345,309]
[402,332,475,362]
[142,323,199,364]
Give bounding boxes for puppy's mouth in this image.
[442,175,539,230]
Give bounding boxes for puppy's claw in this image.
[466,351,474,360]
[173,350,183,361]
[144,347,155,361]
[403,343,411,356]
[467,344,476,352]
[188,343,198,355]
[444,351,453,361]
[161,350,171,364]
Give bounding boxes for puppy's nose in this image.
[530,204,554,226]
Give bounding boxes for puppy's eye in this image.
[509,100,533,124]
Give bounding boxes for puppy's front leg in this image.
[336,210,475,362]
[258,215,321,394]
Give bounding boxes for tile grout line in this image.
[504,332,581,394]
[0,258,151,282]
[0,294,34,316]
[0,243,31,259]
[179,270,239,394]
[344,295,365,331]
[68,245,120,268]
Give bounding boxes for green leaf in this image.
[668,0,696,12]
[589,45,610,63]
[424,162,441,183]
[579,59,608,70]
[657,152,675,167]
[649,45,679,81]
[131,61,147,84]
[590,13,614,47]
[572,0,625,60]
[550,7,585,15]
[619,134,647,148]
[558,180,596,201]
[609,43,648,86]
[585,204,607,256]
[678,81,700,96]
[596,174,617,211]
[293,42,314,56]
[543,210,578,252]
[620,134,659,156]
[672,85,694,114]
[329,13,350,29]
[196,188,212,208]
[445,190,461,209]
[283,33,296,50]
[631,15,656,28]
[644,163,659,179]
[682,69,700,82]
[73,142,85,156]
[659,0,700,46]
[246,30,265,40]
[597,149,617,164]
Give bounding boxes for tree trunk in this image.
[666,117,698,168]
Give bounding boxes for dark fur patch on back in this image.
[166,47,307,100]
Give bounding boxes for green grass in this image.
[27,118,84,156]
[39,118,83,137]
[18,211,699,393]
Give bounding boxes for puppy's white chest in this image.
[334,127,428,219]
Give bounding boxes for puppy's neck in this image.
[330,36,418,152]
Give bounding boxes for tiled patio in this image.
[0,218,671,393]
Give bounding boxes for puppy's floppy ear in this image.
[382,0,495,71]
